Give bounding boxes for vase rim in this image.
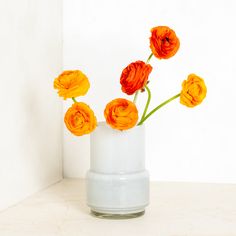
[97,121,144,130]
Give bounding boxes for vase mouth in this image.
[96,121,144,129]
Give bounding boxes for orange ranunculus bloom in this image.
[180,74,207,107]
[54,70,90,99]
[120,61,153,95]
[64,102,97,136]
[150,26,180,59]
[104,98,138,130]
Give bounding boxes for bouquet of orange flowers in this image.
[54,26,207,136]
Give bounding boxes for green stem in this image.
[133,91,139,104]
[138,93,180,125]
[146,53,153,64]
[139,85,151,123]
[133,53,154,104]
[72,97,77,103]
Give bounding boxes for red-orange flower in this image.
[120,61,153,95]
[150,26,180,59]
[64,102,97,136]
[104,98,138,130]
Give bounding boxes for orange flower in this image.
[104,98,138,130]
[54,70,90,99]
[150,26,180,59]
[180,74,207,107]
[120,61,153,95]
[64,102,97,136]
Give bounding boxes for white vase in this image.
[86,122,149,219]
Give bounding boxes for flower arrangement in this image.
[54,26,207,136]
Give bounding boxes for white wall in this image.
[63,0,236,183]
[0,0,63,210]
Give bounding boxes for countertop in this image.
[0,179,236,236]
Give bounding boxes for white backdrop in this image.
[0,0,63,210]
[63,0,236,183]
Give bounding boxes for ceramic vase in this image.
[86,122,149,219]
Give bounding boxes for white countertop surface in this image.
[0,179,236,236]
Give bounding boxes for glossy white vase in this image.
[86,122,149,219]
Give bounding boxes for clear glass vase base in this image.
[91,210,145,219]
